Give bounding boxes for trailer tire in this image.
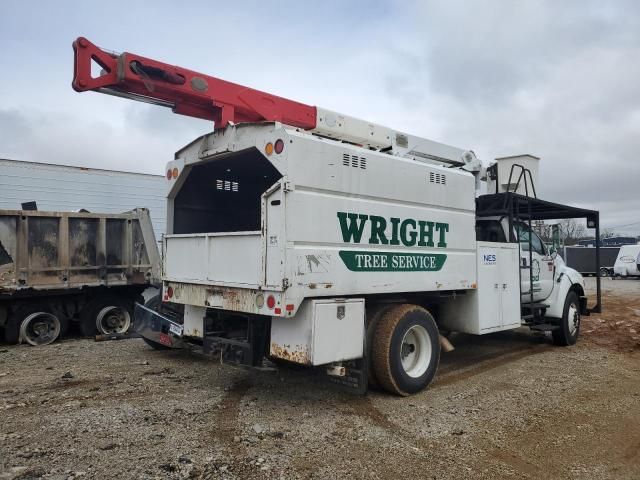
[80,295,132,337]
[4,304,64,346]
[95,302,132,335]
[552,291,580,346]
[599,267,609,278]
[372,304,440,396]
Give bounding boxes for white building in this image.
[0,158,166,240]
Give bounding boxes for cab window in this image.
[516,224,546,256]
[476,220,506,242]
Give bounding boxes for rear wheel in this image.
[80,295,132,337]
[4,304,64,346]
[372,304,440,396]
[365,304,393,390]
[599,267,609,278]
[552,291,580,346]
[96,304,131,334]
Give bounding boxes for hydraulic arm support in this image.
[72,37,317,129]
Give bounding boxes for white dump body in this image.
[161,123,477,317]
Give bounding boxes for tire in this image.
[372,304,441,396]
[365,304,393,390]
[599,267,609,278]
[4,304,62,346]
[80,295,132,337]
[552,291,581,346]
[95,303,131,335]
[140,295,171,350]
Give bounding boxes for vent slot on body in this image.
[216,179,239,192]
[429,172,447,185]
[342,153,367,170]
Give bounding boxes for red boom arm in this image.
[72,37,317,129]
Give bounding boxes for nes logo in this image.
[483,253,497,265]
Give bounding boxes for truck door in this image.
[516,223,554,302]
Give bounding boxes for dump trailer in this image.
[0,208,159,345]
[73,37,602,395]
[562,246,619,276]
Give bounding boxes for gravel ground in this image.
[1,278,639,479]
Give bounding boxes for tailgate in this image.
[164,231,262,287]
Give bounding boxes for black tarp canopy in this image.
[476,192,601,314]
[477,192,599,223]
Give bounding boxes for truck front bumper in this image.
[134,303,185,349]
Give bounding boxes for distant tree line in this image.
[533,219,617,246]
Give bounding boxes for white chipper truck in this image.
[72,37,602,395]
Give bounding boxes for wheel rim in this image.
[400,324,432,378]
[20,312,61,346]
[567,303,580,336]
[96,306,131,334]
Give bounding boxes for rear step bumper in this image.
[134,303,185,349]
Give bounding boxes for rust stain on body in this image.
[270,342,311,365]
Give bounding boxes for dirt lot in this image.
[1,277,639,479]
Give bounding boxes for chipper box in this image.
[72,37,602,395]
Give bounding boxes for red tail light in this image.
[274,139,285,154]
[266,295,276,309]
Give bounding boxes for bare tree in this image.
[558,219,587,245]
[600,228,616,240]
[533,220,552,242]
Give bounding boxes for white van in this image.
[613,244,640,277]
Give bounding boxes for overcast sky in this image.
[1,1,639,234]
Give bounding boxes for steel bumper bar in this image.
[134,303,185,349]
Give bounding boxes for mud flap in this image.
[134,303,185,348]
[321,358,368,395]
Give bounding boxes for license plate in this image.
[169,324,183,336]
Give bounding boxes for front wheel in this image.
[371,304,441,396]
[552,291,581,346]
